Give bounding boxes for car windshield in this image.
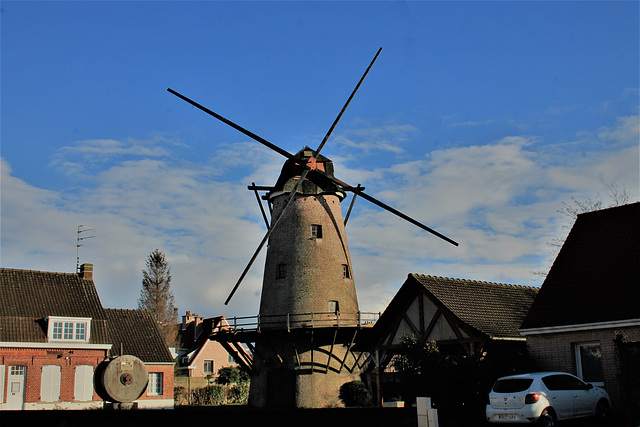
[493,378,534,393]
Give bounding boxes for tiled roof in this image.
[521,202,640,330]
[105,308,175,363]
[411,274,539,339]
[0,268,109,343]
[373,274,539,341]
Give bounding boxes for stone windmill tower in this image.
[168,48,458,407]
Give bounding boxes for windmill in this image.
[168,48,458,408]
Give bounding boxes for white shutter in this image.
[0,365,5,402]
[74,365,94,401]
[41,365,61,402]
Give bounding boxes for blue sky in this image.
[2,1,638,318]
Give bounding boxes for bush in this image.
[339,380,371,407]
[215,366,250,385]
[190,385,226,406]
[174,386,188,406]
[227,383,250,405]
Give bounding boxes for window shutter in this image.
[41,365,61,402]
[74,365,94,401]
[0,365,5,402]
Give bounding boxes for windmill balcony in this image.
[217,311,380,333]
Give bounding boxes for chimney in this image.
[79,263,93,280]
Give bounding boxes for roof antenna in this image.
[76,225,95,273]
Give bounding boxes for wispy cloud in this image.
[50,134,183,176]
[333,123,417,155]
[1,114,638,316]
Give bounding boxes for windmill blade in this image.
[308,168,458,246]
[314,47,382,156]
[167,88,292,160]
[347,187,459,246]
[225,168,311,305]
[344,184,363,226]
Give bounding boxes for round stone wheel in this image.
[96,355,148,403]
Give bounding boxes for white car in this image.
[486,372,611,426]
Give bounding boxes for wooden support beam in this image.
[324,329,338,373]
[423,307,442,340]
[220,341,253,373]
[338,329,358,373]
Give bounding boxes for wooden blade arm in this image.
[224,168,311,305]
[167,88,292,160]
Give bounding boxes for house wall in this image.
[1,349,175,410]
[137,363,175,409]
[185,340,239,378]
[0,347,107,410]
[525,325,640,414]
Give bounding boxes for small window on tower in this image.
[342,264,351,279]
[328,300,339,314]
[276,263,287,279]
[311,224,323,239]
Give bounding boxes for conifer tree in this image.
[138,249,177,323]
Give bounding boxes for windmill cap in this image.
[269,147,345,199]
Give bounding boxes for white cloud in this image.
[2,113,638,318]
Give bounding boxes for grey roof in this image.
[374,274,539,340]
[0,268,109,344]
[411,274,539,338]
[521,202,640,330]
[105,308,174,363]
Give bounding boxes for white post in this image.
[416,397,438,427]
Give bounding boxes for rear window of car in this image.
[493,378,534,393]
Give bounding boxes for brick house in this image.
[0,264,175,410]
[520,202,640,418]
[174,312,251,390]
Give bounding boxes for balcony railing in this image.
[215,311,380,334]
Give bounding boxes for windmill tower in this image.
[168,48,458,408]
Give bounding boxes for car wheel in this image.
[595,399,611,423]
[538,408,556,427]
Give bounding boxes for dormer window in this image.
[47,316,91,343]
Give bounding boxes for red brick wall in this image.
[142,363,174,400]
[1,347,107,404]
[526,325,640,413]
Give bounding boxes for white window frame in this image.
[74,365,94,401]
[41,365,61,402]
[575,341,604,387]
[47,316,92,343]
[203,360,214,375]
[148,372,163,396]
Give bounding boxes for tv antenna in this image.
[76,225,95,273]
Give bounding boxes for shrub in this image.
[227,383,250,405]
[173,386,188,406]
[215,366,250,385]
[339,380,371,407]
[190,385,226,406]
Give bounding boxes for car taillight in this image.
[525,393,540,404]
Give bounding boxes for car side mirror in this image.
[586,383,594,390]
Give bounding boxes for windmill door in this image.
[7,366,27,409]
[267,367,296,408]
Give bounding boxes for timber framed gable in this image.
[370,274,539,368]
